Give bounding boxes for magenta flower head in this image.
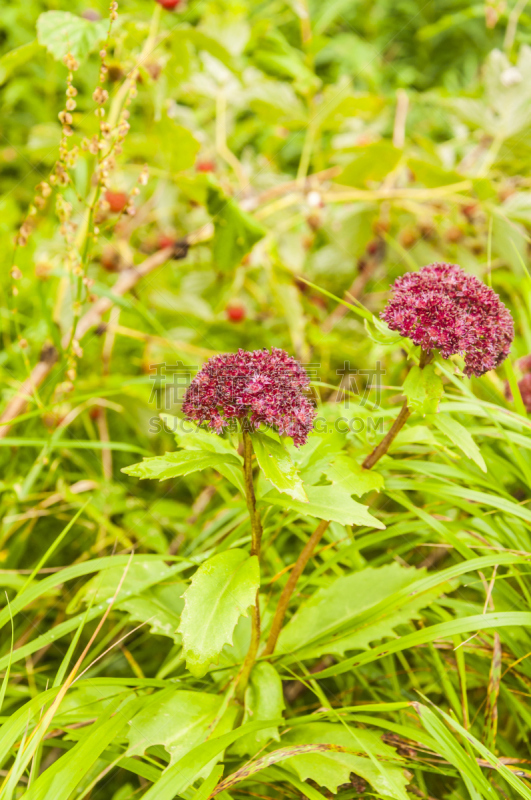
[182,348,315,446]
[381,263,514,377]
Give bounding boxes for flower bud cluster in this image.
[382,263,514,377]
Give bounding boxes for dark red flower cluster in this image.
[182,348,315,446]
[381,263,514,377]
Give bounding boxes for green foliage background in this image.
[1,0,531,798]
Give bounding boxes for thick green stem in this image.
[236,430,263,701]
[263,519,329,657]
[235,596,260,703]
[242,429,263,557]
[362,348,432,470]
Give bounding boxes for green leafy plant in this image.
[2,0,531,798]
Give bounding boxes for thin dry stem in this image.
[362,348,432,470]
[362,399,412,470]
[263,519,330,657]
[393,89,409,149]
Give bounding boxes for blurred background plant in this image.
[2,0,531,798]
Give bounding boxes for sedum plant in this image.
[121,263,516,798]
[124,347,383,679]
[3,0,531,798]
[363,262,515,468]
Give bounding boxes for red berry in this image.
[196,159,215,173]
[100,245,121,272]
[156,0,182,9]
[461,203,478,221]
[105,190,128,213]
[226,304,245,322]
[158,234,176,249]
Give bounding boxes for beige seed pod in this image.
[93,86,109,105]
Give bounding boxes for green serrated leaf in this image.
[261,484,385,528]
[66,561,178,615]
[120,583,185,642]
[179,550,260,677]
[121,450,241,481]
[403,364,444,414]
[313,611,531,680]
[127,689,236,768]
[37,11,107,62]
[277,563,438,658]
[160,414,240,457]
[408,157,464,188]
[159,415,244,490]
[283,723,409,799]
[167,122,200,172]
[326,455,384,497]
[251,432,307,502]
[140,718,285,800]
[428,412,487,472]
[127,119,200,173]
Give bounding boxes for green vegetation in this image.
[1,1,531,798]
